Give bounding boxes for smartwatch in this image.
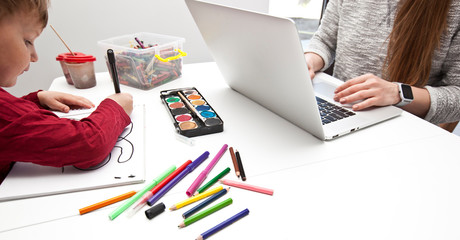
[395,82,413,107]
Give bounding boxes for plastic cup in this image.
[56,52,85,85]
[63,54,97,89]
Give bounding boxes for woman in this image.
[304,0,460,127]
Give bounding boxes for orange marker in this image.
[79,191,136,215]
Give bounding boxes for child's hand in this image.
[37,91,95,113]
[107,93,133,116]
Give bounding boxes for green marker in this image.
[109,165,176,220]
[178,198,233,228]
[195,167,231,195]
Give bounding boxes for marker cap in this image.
[145,202,165,220]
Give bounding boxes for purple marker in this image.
[146,151,209,206]
[186,144,228,197]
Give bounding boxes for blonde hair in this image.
[384,0,451,87]
[0,0,50,27]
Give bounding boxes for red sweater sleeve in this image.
[21,90,44,108]
[0,88,131,182]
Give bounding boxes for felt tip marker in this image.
[186,144,228,197]
[127,160,191,217]
[107,49,121,93]
[146,151,209,206]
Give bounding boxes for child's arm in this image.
[0,98,131,169]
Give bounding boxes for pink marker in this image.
[186,144,228,197]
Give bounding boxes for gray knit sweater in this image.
[305,0,460,124]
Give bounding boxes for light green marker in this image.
[109,165,176,220]
[178,198,233,228]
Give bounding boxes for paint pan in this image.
[160,87,224,137]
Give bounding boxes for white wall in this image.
[8,0,268,97]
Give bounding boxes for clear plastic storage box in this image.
[98,32,186,90]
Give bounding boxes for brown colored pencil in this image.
[229,147,240,178]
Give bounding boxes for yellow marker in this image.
[169,185,223,210]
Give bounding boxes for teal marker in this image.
[109,165,176,220]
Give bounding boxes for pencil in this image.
[219,179,274,195]
[195,167,230,195]
[183,187,230,219]
[169,185,223,211]
[108,165,176,220]
[186,144,228,197]
[229,147,240,178]
[178,198,233,228]
[196,208,250,240]
[235,150,246,181]
[79,190,136,215]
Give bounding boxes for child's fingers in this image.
[48,101,70,113]
[60,96,95,109]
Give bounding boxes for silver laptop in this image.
[185,0,402,140]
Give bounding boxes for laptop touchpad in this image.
[313,81,337,99]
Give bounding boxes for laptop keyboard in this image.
[316,97,355,125]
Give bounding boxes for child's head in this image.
[0,0,50,88]
[0,0,49,28]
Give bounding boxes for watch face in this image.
[401,84,414,100]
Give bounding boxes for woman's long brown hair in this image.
[384,0,451,87]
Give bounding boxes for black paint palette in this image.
[160,87,223,137]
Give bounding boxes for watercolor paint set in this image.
[160,87,223,137]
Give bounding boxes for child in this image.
[0,0,134,184]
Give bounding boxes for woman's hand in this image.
[37,91,95,112]
[304,52,325,80]
[333,73,401,111]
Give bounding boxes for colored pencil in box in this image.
[178,198,233,228]
[183,187,230,219]
[127,160,192,216]
[195,167,230,195]
[196,208,250,240]
[170,185,223,211]
[146,151,209,206]
[186,144,228,197]
[219,179,274,195]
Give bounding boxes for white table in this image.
[1,62,460,240]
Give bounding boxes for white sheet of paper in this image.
[0,105,146,202]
